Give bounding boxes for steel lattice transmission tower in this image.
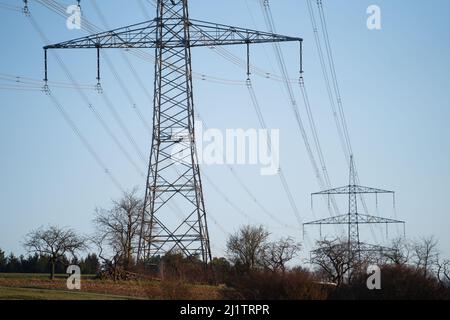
[42,0,303,263]
[304,156,405,255]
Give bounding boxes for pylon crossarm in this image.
[188,19,302,47]
[358,242,395,253]
[43,19,301,50]
[311,242,395,255]
[44,20,158,49]
[312,185,394,196]
[356,214,404,224]
[304,214,350,225]
[304,213,404,225]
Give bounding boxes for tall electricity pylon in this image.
[304,156,405,256]
[42,0,303,264]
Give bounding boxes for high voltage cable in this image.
[309,0,384,242]
[0,73,96,90]
[315,0,372,219]
[298,77,341,219]
[0,2,21,12]
[27,13,147,179]
[90,1,154,138]
[35,1,150,166]
[47,92,125,193]
[243,1,332,235]
[0,86,42,91]
[258,0,341,223]
[27,14,125,193]
[38,1,150,167]
[247,80,314,247]
[246,81,307,225]
[306,0,349,161]
[195,112,298,232]
[316,0,352,157]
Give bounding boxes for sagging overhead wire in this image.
[35,1,149,166]
[27,14,147,179]
[26,15,126,193]
[0,73,96,90]
[246,80,305,224]
[246,78,314,246]
[195,112,298,232]
[0,2,23,13]
[305,0,349,162]
[258,0,341,221]
[308,0,382,241]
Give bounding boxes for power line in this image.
[0,2,22,12]
[246,80,306,226]
[26,13,125,193]
[0,73,96,90]
[27,13,147,179]
[258,0,341,223]
[196,112,298,232]
[308,0,385,242]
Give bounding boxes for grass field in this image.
[0,286,136,300]
[0,273,220,300]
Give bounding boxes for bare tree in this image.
[437,258,450,287]
[310,238,360,286]
[226,225,269,271]
[383,237,411,265]
[23,225,86,279]
[93,188,143,271]
[412,236,439,277]
[263,237,301,273]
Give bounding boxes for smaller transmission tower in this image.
[304,156,405,255]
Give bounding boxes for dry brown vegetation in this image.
[0,274,221,300]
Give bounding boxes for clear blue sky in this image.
[0,0,449,262]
